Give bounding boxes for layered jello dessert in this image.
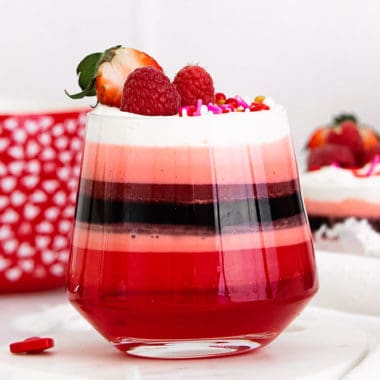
[301,114,380,254]
[66,46,317,358]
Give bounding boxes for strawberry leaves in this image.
[65,45,121,99]
[65,52,100,99]
[77,53,102,95]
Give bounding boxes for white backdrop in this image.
[0,0,379,152]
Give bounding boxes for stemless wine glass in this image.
[66,104,318,359]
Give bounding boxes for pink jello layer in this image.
[72,223,311,253]
[81,136,298,184]
[304,198,380,218]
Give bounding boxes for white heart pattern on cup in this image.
[0,110,87,290]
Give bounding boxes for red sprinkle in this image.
[180,94,271,116]
[187,105,196,116]
[250,102,270,112]
[225,97,239,109]
[9,337,54,354]
[215,92,227,105]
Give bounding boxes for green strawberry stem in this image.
[65,45,121,99]
[333,113,357,125]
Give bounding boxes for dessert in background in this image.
[301,114,380,255]
[65,45,317,358]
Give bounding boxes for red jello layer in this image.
[81,136,298,184]
[67,241,317,340]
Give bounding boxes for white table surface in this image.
[0,248,380,380]
[0,287,378,380]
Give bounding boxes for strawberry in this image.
[306,127,329,149]
[66,45,162,107]
[326,120,364,161]
[173,65,215,107]
[120,67,180,116]
[307,144,355,170]
[359,127,380,150]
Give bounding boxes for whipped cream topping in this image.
[85,102,289,147]
[301,165,380,203]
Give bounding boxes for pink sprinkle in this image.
[331,162,341,168]
[194,99,203,116]
[365,155,380,176]
[352,155,380,178]
[235,95,249,108]
[220,104,233,111]
[207,103,222,114]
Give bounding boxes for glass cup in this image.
[67,105,318,359]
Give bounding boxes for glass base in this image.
[113,337,263,359]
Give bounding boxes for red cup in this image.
[0,104,89,292]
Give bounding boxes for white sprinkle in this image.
[19,259,34,272]
[1,177,16,192]
[0,257,11,271]
[18,243,35,257]
[3,118,18,130]
[10,191,26,206]
[1,209,19,223]
[0,138,9,152]
[30,190,47,203]
[8,146,24,159]
[5,267,22,281]
[25,140,41,157]
[50,263,65,276]
[35,236,51,249]
[8,161,24,175]
[0,226,12,239]
[12,129,27,143]
[25,120,39,134]
[3,239,18,253]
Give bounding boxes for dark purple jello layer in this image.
[75,179,305,230]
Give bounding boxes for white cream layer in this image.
[300,166,380,204]
[85,103,290,147]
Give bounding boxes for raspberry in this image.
[307,144,355,170]
[362,142,380,165]
[121,67,180,116]
[326,121,364,160]
[173,65,215,107]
